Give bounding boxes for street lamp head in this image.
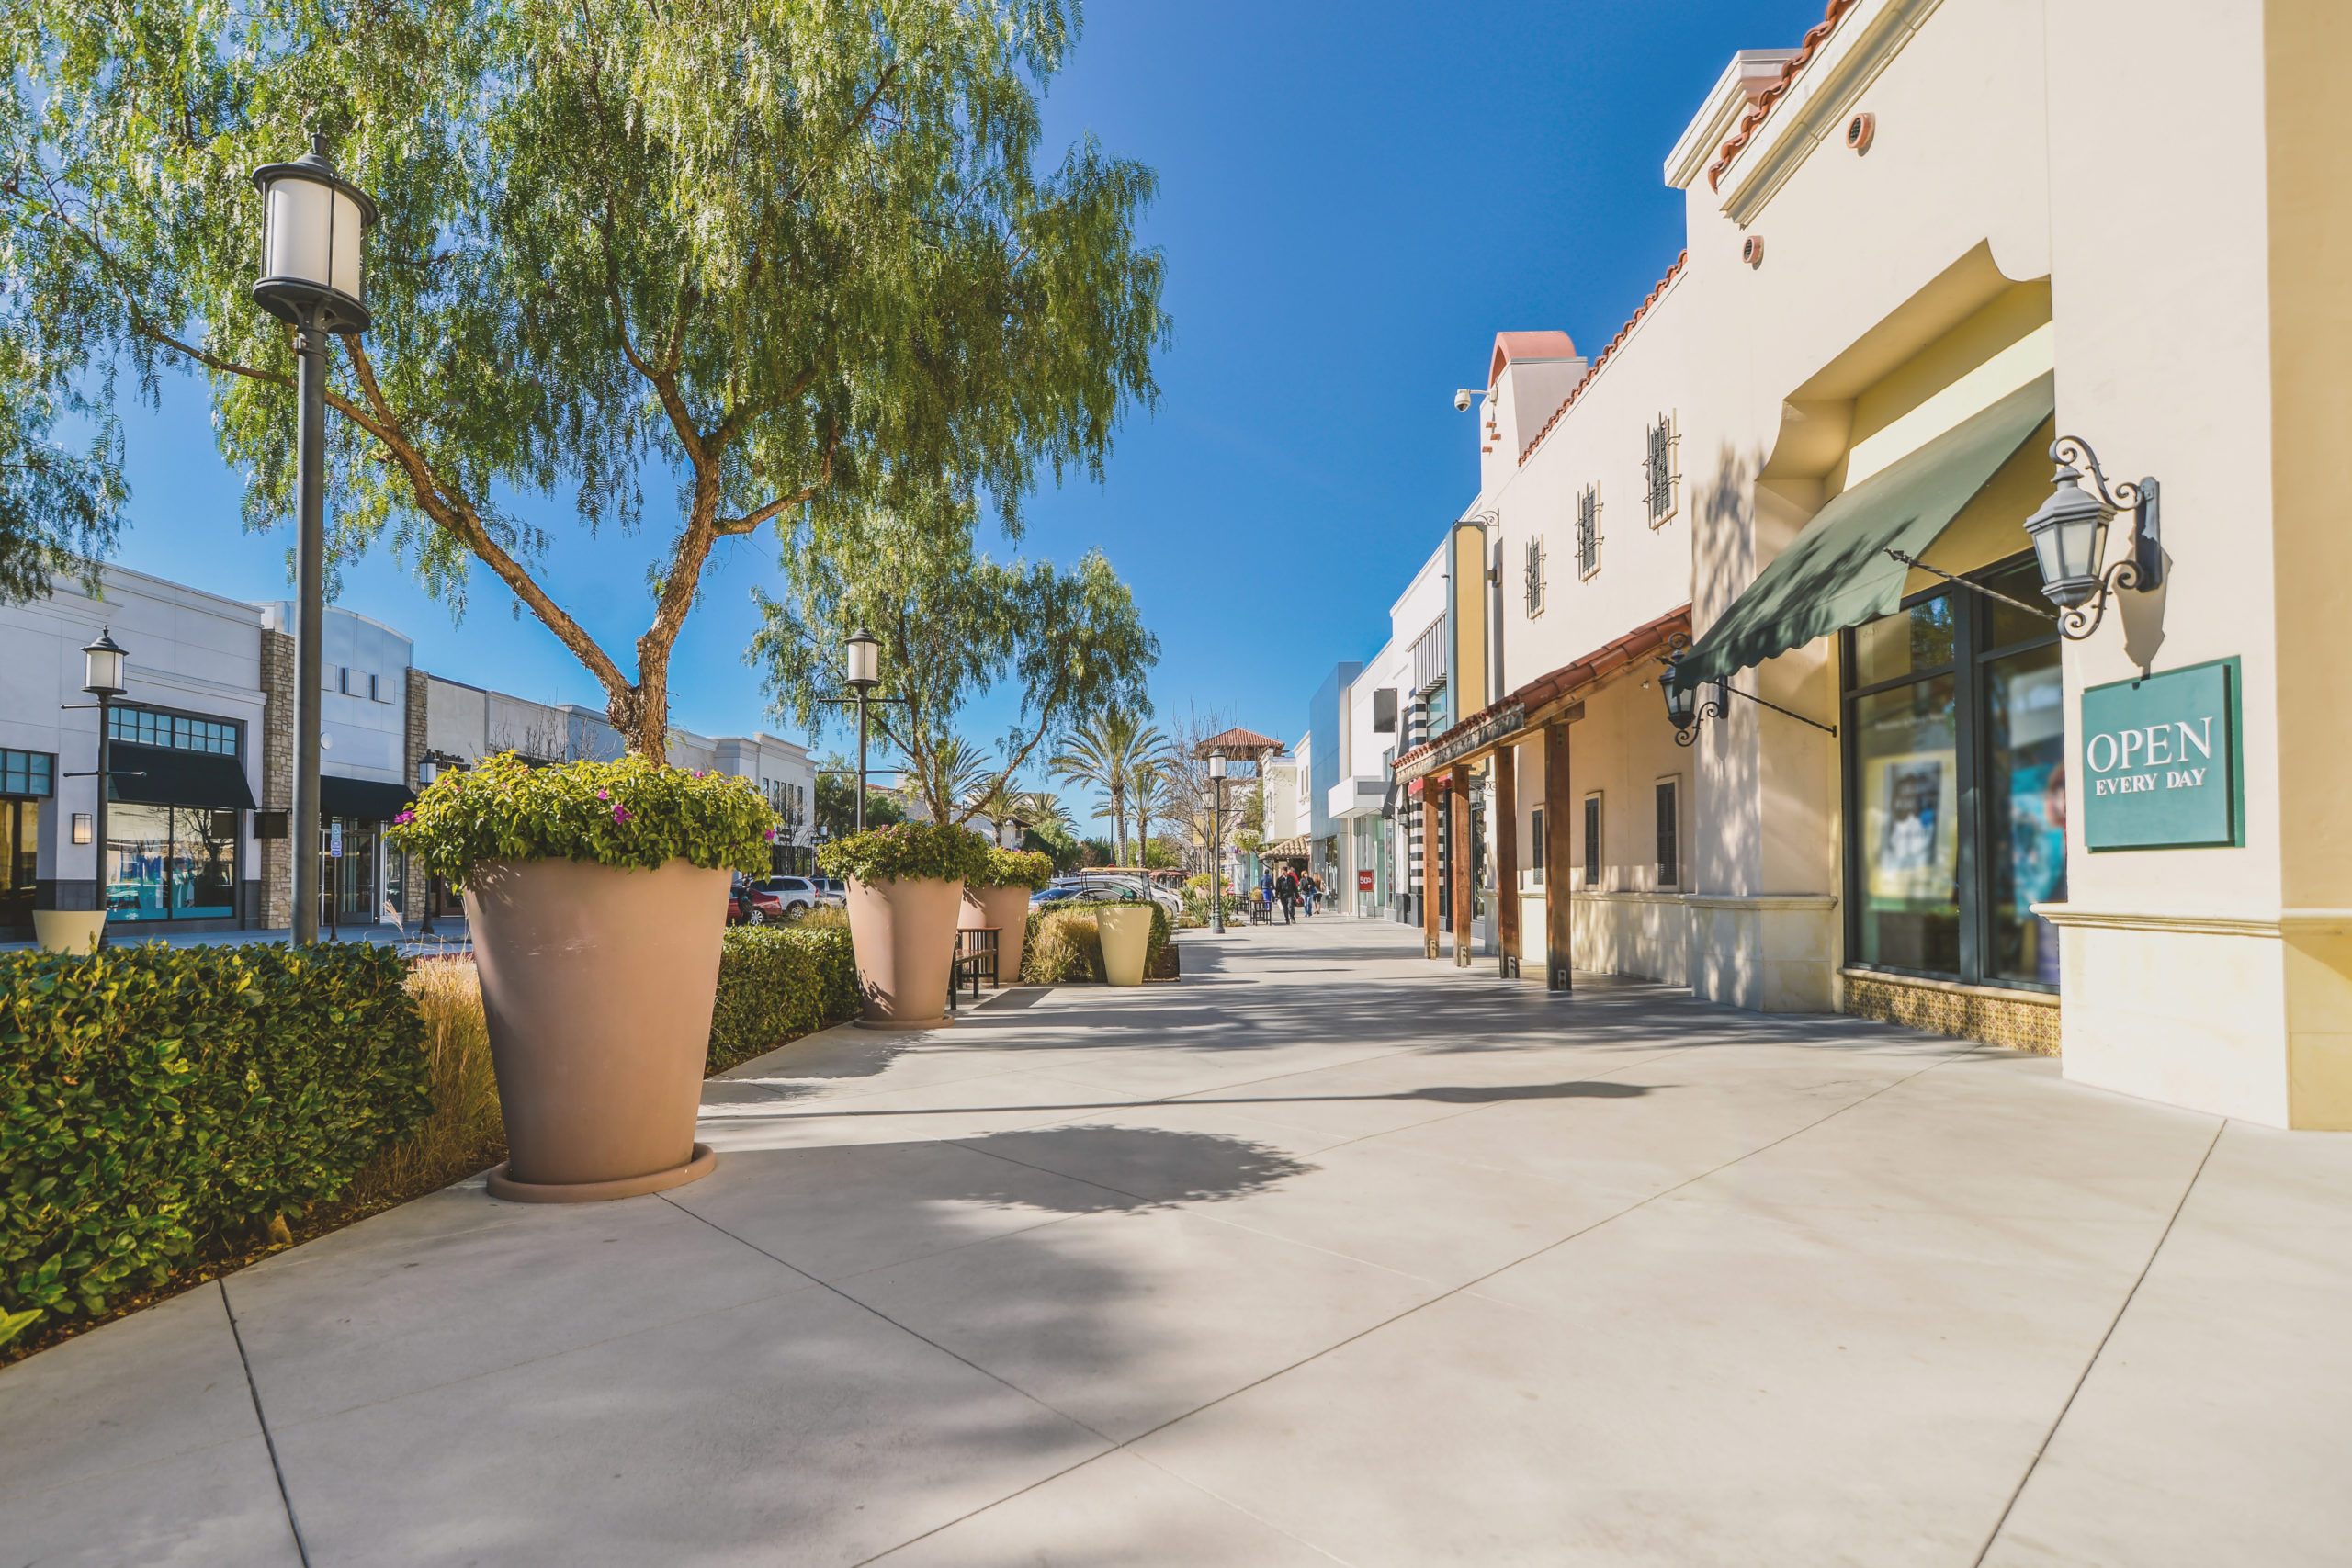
[1209,754,1227,779]
[844,627,881,691]
[251,134,379,333]
[2022,456,2111,611]
[1661,661,1700,735]
[417,758,440,786]
[81,627,127,698]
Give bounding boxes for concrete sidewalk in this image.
[5,918,2347,1565]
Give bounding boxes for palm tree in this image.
[1047,707,1169,865]
[1020,790,1076,839]
[1129,757,1180,871]
[904,732,993,826]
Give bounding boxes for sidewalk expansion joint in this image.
[220,1280,311,1568]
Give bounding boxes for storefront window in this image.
[1,797,39,933]
[1853,676,1960,971]
[107,805,235,920]
[1843,557,2066,990]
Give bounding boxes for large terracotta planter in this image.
[464,857,727,1202]
[1096,905,1153,987]
[847,875,964,1028]
[33,910,106,954]
[960,884,1034,986]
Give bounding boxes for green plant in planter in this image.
[977,847,1056,890]
[818,821,995,886]
[388,753,775,885]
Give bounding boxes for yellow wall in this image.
[2266,0,2352,1124]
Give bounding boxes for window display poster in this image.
[1867,750,1957,901]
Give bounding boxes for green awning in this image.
[107,742,257,810]
[1672,373,2054,686]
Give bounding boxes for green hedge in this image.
[389,751,776,883]
[0,943,429,1346]
[818,821,994,885]
[1021,899,1173,983]
[707,926,861,1074]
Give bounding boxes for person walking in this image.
[1303,873,1320,917]
[1276,868,1298,924]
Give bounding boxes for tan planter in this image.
[1097,905,1153,987]
[32,910,107,954]
[848,874,964,1027]
[960,884,1034,986]
[464,857,727,1202]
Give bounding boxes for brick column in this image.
[259,628,294,930]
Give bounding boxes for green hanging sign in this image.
[2079,657,2243,852]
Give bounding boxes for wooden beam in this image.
[1450,763,1473,969]
[1494,742,1521,977]
[1420,783,1441,960]
[1544,720,1574,991]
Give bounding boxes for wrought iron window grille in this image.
[1645,413,1679,526]
[1576,487,1602,579]
[1524,536,1546,616]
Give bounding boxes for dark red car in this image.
[727,882,786,925]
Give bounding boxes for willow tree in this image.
[0,0,1165,752]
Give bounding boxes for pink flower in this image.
[595,789,610,800]
[394,809,414,825]
[612,805,632,823]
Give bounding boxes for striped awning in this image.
[1259,835,1312,859]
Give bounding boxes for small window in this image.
[1655,777,1680,887]
[369,672,392,703]
[1582,794,1602,886]
[1524,536,1546,617]
[1645,412,1679,525]
[0,749,53,798]
[339,667,361,696]
[1576,488,1601,579]
[1530,806,1545,887]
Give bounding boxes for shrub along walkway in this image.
[6,918,2349,1566]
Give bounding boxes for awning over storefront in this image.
[1260,835,1312,860]
[107,743,257,810]
[1670,374,2054,688]
[321,774,417,821]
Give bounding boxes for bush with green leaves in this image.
[818,821,994,886]
[707,927,862,1076]
[1,943,429,1348]
[1020,899,1172,983]
[389,753,776,885]
[976,847,1056,890]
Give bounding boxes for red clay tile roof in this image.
[1390,603,1693,777]
[1487,330,1581,389]
[1196,727,1286,757]
[1515,251,1688,466]
[1706,0,1860,191]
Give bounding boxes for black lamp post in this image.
[415,755,442,935]
[2021,435,2161,639]
[251,134,378,942]
[1208,754,1228,933]
[80,629,128,925]
[819,628,907,834]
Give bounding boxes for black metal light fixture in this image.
[1657,636,1833,747]
[2021,435,2161,639]
[58,628,141,934]
[1208,753,1228,934]
[820,627,907,833]
[252,134,378,943]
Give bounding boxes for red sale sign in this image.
[1357,870,1374,891]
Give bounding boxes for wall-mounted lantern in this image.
[2021,435,2162,639]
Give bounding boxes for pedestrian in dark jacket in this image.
[1276,869,1299,923]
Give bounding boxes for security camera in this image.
[1453,388,1476,412]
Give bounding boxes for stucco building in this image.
[1321,0,2351,1129]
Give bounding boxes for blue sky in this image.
[104,1,1826,814]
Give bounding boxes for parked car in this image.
[728,881,786,925]
[1031,878,1155,912]
[752,875,832,918]
[1063,873,1182,917]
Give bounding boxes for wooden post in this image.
[1450,763,1473,968]
[1545,720,1574,991]
[1419,781,1442,960]
[1494,742,1520,978]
